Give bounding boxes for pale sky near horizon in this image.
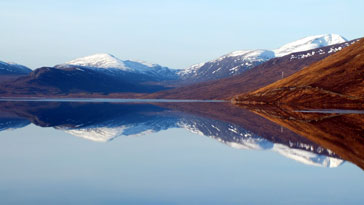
[0,0,363,69]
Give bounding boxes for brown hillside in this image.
[234,38,364,106]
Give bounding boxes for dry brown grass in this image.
[234,38,364,106]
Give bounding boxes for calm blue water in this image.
[0,100,363,204]
[0,97,225,103]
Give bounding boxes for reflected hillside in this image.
[239,104,364,170]
[0,101,177,142]
[0,110,30,131]
[0,101,349,168]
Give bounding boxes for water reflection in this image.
[240,104,364,170]
[1,101,358,169]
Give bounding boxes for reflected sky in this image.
[0,101,364,204]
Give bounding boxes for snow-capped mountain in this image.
[287,39,359,61]
[0,61,32,75]
[179,34,347,84]
[62,53,180,81]
[179,50,274,83]
[66,53,129,71]
[274,34,347,57]
[2,53,181,95]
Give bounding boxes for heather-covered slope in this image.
[233,38,364,107]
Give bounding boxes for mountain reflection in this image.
[1,101,362,169]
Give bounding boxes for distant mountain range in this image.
[0,54,181,95]
[0,33,359,100]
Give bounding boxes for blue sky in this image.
[0,0,363,69]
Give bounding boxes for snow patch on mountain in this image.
[131,60,158,68]
[66,53,129,71]
[288,39,358,61]
[274,34,347,57]
[178,62,206,77]
[224,49,275,59]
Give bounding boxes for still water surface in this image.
[0,99,363,204]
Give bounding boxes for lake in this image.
[0,99,363,204]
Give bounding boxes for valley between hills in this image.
[0,34,363,109]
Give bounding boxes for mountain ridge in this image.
[146,39,359,100]
[178,34,347,84]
